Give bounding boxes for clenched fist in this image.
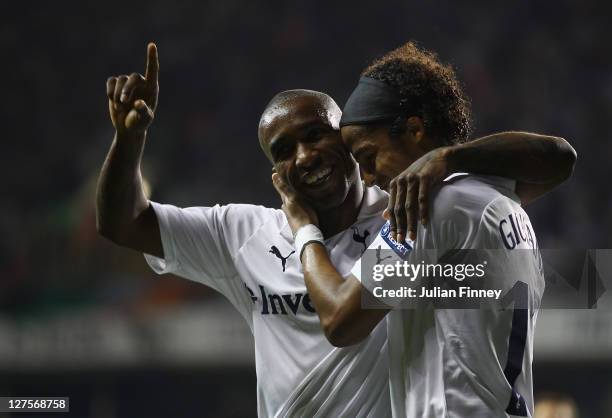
[106,43,159,136]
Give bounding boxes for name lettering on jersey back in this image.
[245,284,316,315]
[499,212,536,250]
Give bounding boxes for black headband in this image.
[340,76,410,127]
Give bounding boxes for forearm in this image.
[448,132,576,184]
[302,244,349,322]
[302,244,386,346]
[96,132,149,243]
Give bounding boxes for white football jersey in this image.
[352,174,545,418]
[144,186,391,417]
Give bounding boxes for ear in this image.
[404,116,425,144]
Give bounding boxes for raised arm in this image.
[272,174,387,347]
[96,43,162,257]
[388,132,577,242]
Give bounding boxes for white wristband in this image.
[294,224,325,261]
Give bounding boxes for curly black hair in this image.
[362,41,472,145]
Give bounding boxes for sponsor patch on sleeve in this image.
[380,221,413,259]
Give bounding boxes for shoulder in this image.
[222,203,283,223]
[211,204,286,239]
[151,201,285,237]
[429,174,519,227]
[420,175,521,250]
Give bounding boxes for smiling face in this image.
[259,93,358,211]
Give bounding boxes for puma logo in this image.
[269,245,295,272]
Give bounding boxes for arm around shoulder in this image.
[447,132,577,205]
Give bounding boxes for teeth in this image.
[304,167,332,185]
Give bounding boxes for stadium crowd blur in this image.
[2,0,611,416]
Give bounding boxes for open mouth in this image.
[303,167,333,187]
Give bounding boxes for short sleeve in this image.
[144,201,275,291]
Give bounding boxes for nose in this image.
[361,170,376,187]
[295,142,321,172]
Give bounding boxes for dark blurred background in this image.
[1,0,611,417]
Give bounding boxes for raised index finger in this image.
[145,42,159,86]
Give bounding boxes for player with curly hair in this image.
[273,41,576,417]
[343,42,574,243]
[361,41,472,146]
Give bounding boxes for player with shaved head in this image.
[98,44,391,417]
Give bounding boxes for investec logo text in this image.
[245,284,316,315]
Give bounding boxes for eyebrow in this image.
[352,142,375,159]
[348,127,374,149]
[344,126,369,149]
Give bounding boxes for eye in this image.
[273,143,294,161]
[355,150,377,173]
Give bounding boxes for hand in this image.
[106,43,159,136]
[272,173,319,236]
[385,146,454,242]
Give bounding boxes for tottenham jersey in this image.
[352,174,545,418]
[144,186,391,418]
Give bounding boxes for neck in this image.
[317,176,364,239]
